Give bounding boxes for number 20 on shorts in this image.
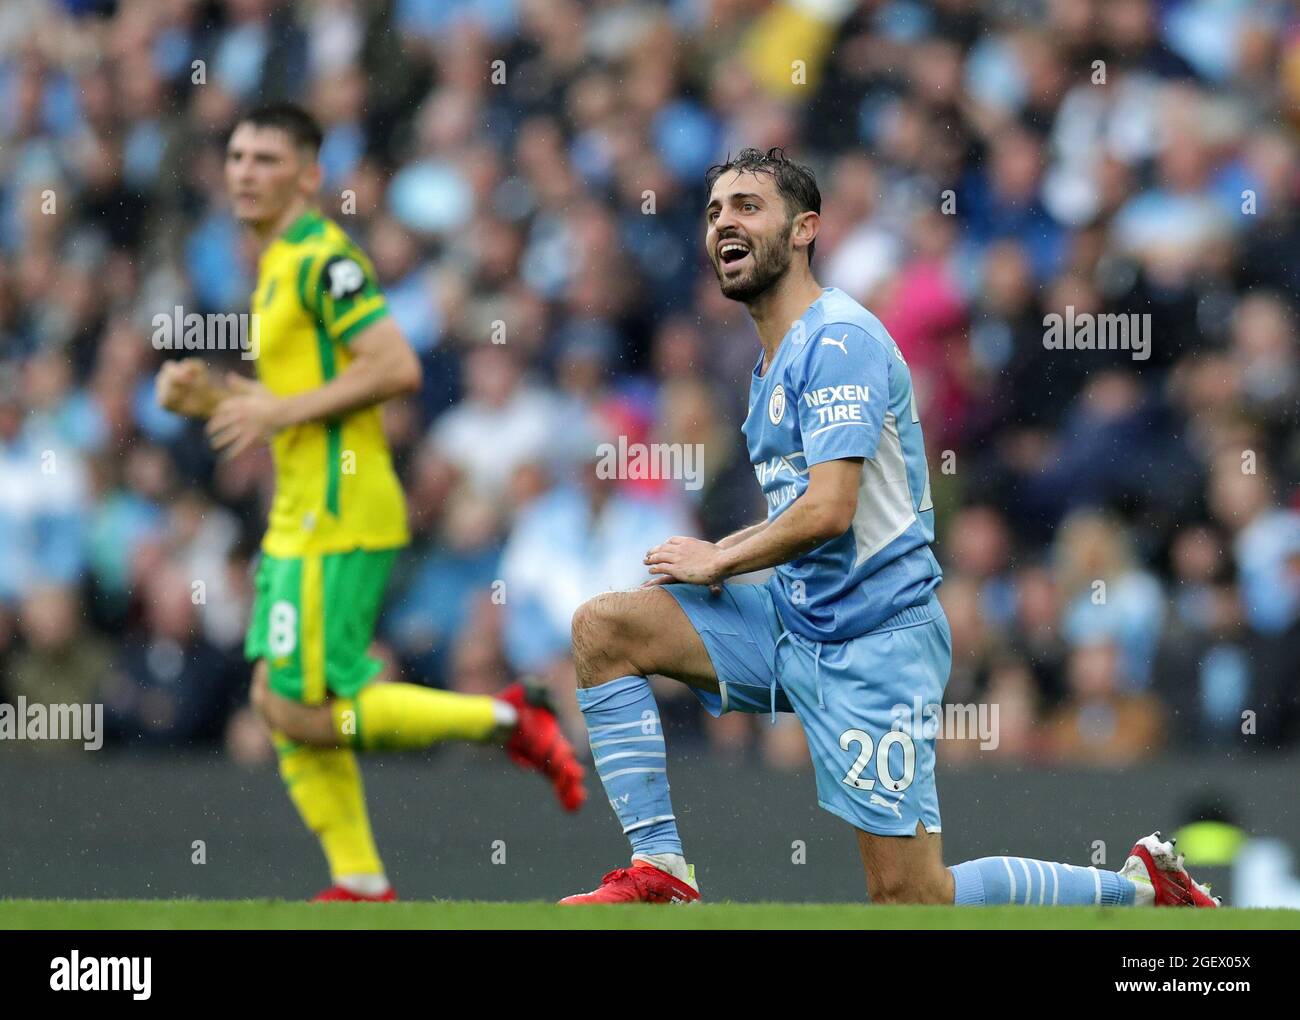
[839,728,916,793]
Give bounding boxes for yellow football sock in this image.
[331,683,501,751]
[275,734,384,881]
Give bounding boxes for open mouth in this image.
[718,240,751,266]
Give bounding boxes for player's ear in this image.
[793,210,820,258]
[300,152,323,198]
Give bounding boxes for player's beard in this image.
[714,223,793,304]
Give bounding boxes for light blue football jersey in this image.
[741,287,942,641]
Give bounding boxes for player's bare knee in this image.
[250,671,321,744]
[272,699,336,746]
[260,691,292,735]
[270,704,304,741]
[571,593,636,685]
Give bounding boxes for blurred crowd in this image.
[1,0,1298,768]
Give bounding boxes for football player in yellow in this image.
[155,103,585,901]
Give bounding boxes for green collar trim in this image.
[280,208,325,244]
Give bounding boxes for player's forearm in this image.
[715,519,770,550]
[715,494,851,577]
[274,347,420,428]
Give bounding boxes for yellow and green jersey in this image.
[250,208,409,558]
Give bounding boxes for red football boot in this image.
[311,885,397,903]
[498,681,587,813]
[1120,832,1221,907]
[559,860,701,905]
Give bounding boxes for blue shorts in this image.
[665,581,951,837]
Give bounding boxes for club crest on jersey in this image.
[768,384,786,425]
[324,257,366,299]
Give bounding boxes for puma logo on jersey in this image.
[820,334,849,354]
[869,792,905,819]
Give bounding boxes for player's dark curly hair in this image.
[705,147,822,263]
[235,102,324,154]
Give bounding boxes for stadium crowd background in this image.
[1,0,1298,770]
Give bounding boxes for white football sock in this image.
[633,852,694,887]
[336,873,391,897]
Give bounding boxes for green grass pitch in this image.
[2,900,1298,929]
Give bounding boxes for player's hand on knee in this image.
[644,536,726,586]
